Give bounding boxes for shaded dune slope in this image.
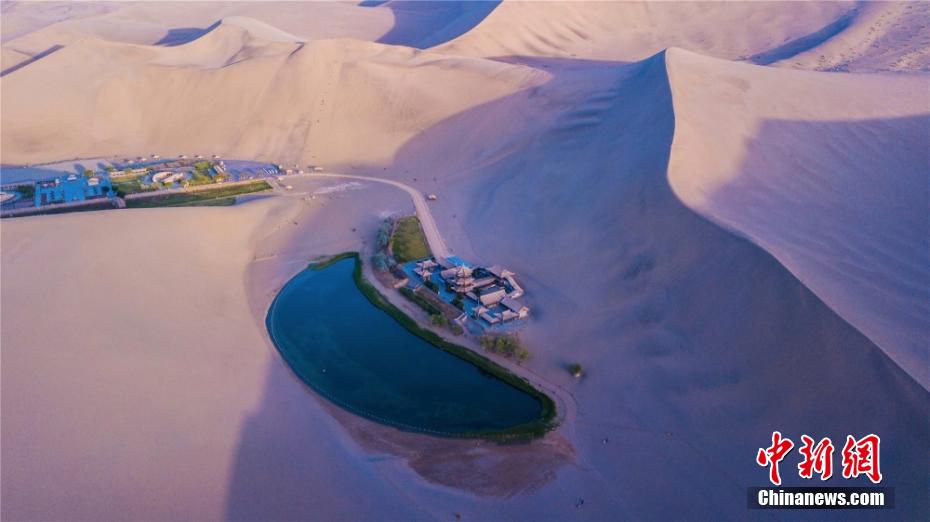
[428,51,927,518]
[372,0,500,49]
[435,0,929,73]
[665,48,929,390]
[435,1,857,62]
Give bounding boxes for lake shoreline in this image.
[267,251,558,440]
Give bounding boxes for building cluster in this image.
[151,171,185,184]
[413,258,530,325]
[114,158,230,187]
[278,164,325,175]
[34,173,112,207]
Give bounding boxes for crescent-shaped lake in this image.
[265,256,548,435]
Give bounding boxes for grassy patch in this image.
[186,197,236,207]
[188,168,214,186]
[311,253,557,440]
[391,216,431,263]
[111,176,155,197]
[126,181,271,208]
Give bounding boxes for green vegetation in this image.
[186,197,236,207]
[111,176,155,197]
[401,287,466,336]
[188,167,213,186]
[390,216,431,263]
[481,334,530,363]
[188,160,219,186]
[83,168,95,178]
[400,287,442,316]
[371,252,389,271]
[310,253,557,439]
[568,363,584,378]
[377,220,392,250]
[15,184,35,199]
[125,181,271,208]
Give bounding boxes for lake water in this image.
[265,257,544,435]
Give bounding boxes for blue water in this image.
[265,257,544,435]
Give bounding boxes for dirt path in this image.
[299,172,452,260]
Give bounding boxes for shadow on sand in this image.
[221,48,929,519]
[1,45,63,77]
[154,21,222,46]
[365,0,500,49]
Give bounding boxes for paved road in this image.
[308,172,451,260]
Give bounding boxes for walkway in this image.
[308,172,451,260]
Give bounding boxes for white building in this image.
[152,171,185,184]
[501,297,530,319]
[477,285,506,306]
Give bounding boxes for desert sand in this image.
[2,1,928,520]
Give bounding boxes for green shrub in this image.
[568,363,583,378]
[15,184,35,199]
[372,252,389,271]
[377,219,392,250]
[481,334,529,362]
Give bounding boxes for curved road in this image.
[307,172,451,260]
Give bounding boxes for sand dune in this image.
[1,33,546,166]
[665,48,930,389]
[1,2,390,53]
[0,191,441,521]
[435,0,929,73]
[768,1,930,72]
[425,48,928,519]
[2,2,928,521]
[436,1,854,62]
[0,45,31,74]
[373,0,500,48]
